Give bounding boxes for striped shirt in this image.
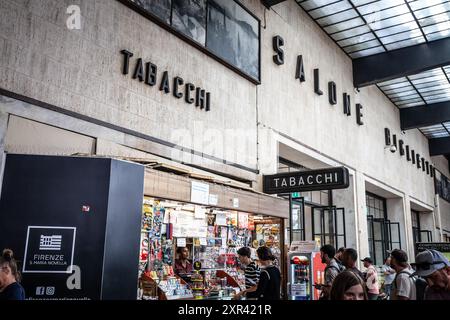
[245,261,261,289]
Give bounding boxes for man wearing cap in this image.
[413,249,450,300]
[362,257,379,300]
[389,249,416,300]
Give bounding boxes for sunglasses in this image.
[411,261,446,271]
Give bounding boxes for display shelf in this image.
[140,273,193,300]
[166,294,195,300]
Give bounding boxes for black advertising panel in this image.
[130,0,172,23]
[263,167,350,194]
[0,155,144,300]
[172,0,207,45]
[207,0,260,79]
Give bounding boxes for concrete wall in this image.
[432,156,450,177]
[439,198,450,238]
[0,0,258,180]
[332,176,357,250]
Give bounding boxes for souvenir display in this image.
[138,197,283,300]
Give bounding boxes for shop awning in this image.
[143,168,289,218]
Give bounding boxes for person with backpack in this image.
[361,257,379,300]
[253,246,281,300]
[315,245,342,300]
[412,249,450,300]
[342,248,365,280]
[389,249,418,300]
[334,247,346,270]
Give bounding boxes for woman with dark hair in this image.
[174,247,193,275]
[252,246,281,300]
[0,249,25,300]
[330,270,368,300]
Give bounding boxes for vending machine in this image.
[287,244,326,300]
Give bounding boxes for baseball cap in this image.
[412,249,450,278]
[361,257,373,264]
[387,249,408,263]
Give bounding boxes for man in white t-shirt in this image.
[389,249,416,300]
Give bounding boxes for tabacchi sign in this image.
[120,49,211,112]
[263,167,350,194]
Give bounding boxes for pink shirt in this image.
[366,265,380,294]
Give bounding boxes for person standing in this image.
[382,256,396,299]
[234,247,260,299]
[342,248,365,280]
[253,246,281,300]
[0,249,25,300]
[361,257,379,300]
[330,270,368,300]
[389,249,416,300]
[316,245,341,300]
[174,247,193,275]
[334,247,346,270]
[413,249,450,300]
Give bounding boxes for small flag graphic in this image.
[39,235,62,251]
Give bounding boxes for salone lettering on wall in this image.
[272,35,364,126]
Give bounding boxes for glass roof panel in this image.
[423,21,450,34]
[296,0,450,57]
[358,0,406,15]
[407,0,449,12]
[324,17,365,34]
[349,46,385,58]
[309,2,353,19]
[330,25,373,41]
[317,10,359,27]
[300,0,342,12]
[337,33,376,47]
[427,29,450,40]
[384,37,425,50]
[343,39,381,53]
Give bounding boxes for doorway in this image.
[289,197,346,248]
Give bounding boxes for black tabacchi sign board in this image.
[263,167,350,194]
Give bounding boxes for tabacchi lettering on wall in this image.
[120,50,211,112]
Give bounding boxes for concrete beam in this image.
[400,101,450,130]
[353,37,450,87]
[261,0,287,9]
[429,137,450,156]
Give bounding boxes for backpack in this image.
[319,264,344,300]
[395,270,427,300]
